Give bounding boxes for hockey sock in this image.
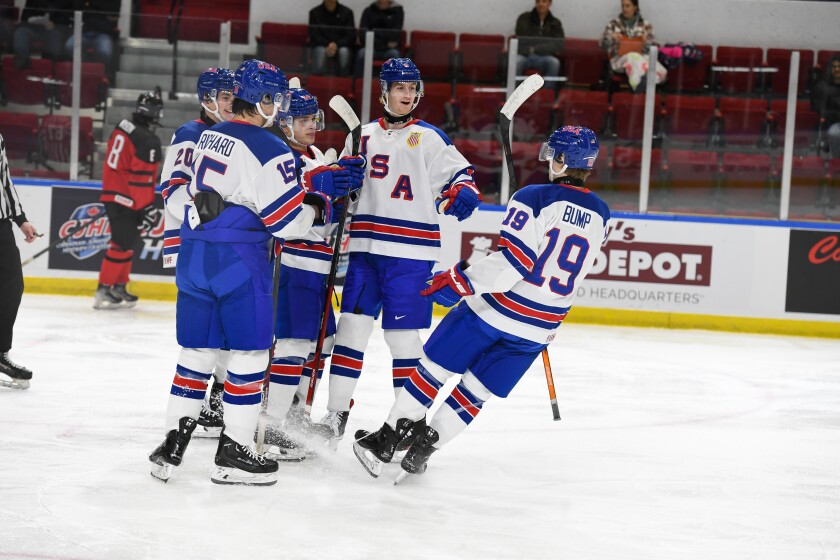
[115,250,134,284]
[165,347,219,432]
[98,243,132,285]
[428,371,493,448]
[327,314,374,411]
[384,329,423,397]
[212,349,231,384]
[386,361,447,428]
[223,350,269,448]
[294,349,330,403]
[266,356,305,420]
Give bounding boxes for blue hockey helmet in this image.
[539,126,599,170]
[379,57,424,115]
[278,88,325,132]
[197,67,234,104]
[233,59,291,125]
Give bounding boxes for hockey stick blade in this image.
[500,74,544,120]
[329,95,361,132]
[288,77,301,89]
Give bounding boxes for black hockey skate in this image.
[211,432,278,486]
[315,410,350,450]
[394,416,427,456]
[149,417,198,482]
[195,380,224,438]
[110,284,138,308]
[0,352,32,390]
[262,422,307,462]
[352,419,411,478]
[395,425,440,485]
[93,283,123,310]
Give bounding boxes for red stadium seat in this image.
[458,33,506,84]
[560,38,607,88]
[555,90,608,133]
[769,99,820,149]
[454,84,505,135]
[0,112,39,160]
[611,92,663,140]
[510,141,547,190]
[721,152,773,212]
[816,50,839,73]
[408,31,456,81]
[765,48,814,95]
[54,62,107,109]
[718,97,769,146]
[664,94,716,145]
[454,138,502,197]
[258,23,310,74]
[665,149,719,204]
[2,55,52,105]
[352,78,382,119]
[664,44,712,93]
[512,88,555,141]
[135,1,248,43]
[303,75,353,110]
[413,82,453,128]
[36,115,95,176]
[714,46,765,94]
[610,146,663,192]
[317,129,349,154]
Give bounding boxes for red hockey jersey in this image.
[100,119,162,209]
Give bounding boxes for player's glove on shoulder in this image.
[420,261,475,307]
[436,182,483,221]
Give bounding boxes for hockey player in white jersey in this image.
[352,126,610,481]
[149,59,352,486]
[159,67,235,440]
[260,88,364,460]
[317,58,483,447]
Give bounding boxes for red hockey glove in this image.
[420,261,475,307]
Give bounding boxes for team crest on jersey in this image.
[406,131,422,148]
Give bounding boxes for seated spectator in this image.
[812,55,840,159]
[12,0,73,69]
[309,0,355,77]
[64,0,119,68]
[514,0,564,84]
[600,0,666,92]
[355,0,404,77]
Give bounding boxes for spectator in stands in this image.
[12,0,74,69]
[514,0,564,84]
[600,0,665,92]
[63,0,119,68]
[308,0,355,77]
[354,0,404,77]
[812,55,840,159]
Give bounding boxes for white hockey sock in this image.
[386,359,449,428]
[222,350,269,448]
[212,349,231,384]
[428,371,493,448]
[165,347,219,432]
[266,356,305,420]
[384,329,423,397]
[327,314,374,412]
[294,335,333,403]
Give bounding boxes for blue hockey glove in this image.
[436,182,483,221]
[303,191,334,225]
[420,261,475,307]
[303,165,353,198]
[338,155,366,193]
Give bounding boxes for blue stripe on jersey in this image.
[512,183,610,224]
[499,230,537,268]
[352,214,441,232]
[480,293,564,331]
[266,206,302,234]
[283,241,333,262]
[175,119,209,143]
[209,120,292,166]
[504,290,570,315]
[350,230,441,247]
[414,120,454,146]
[260,186,302,220]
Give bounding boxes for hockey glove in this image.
[303,191,335,225]
[139,205,158,230]
[436,182,483,221]
[337,155,366,194]
[303,165,353,198]
[420,261,475,307]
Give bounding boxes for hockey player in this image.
[159,67,235,439]
[93,90,163,309]
[353,126,610,481]
[317,58,483,447]
[148,59,356,486]
[261,88,364,459]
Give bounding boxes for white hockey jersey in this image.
[186,119,317,241]
[342,118,476,262]
[464,180,610,344]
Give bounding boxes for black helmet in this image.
[135,87,164,123]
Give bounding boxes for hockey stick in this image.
[497,74,561,421]
[256,240,283,454]
[21,209,104,267]
[303,95,361,415]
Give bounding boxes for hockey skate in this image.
[149,417,198,483]
[352,419,411,478]
[110,284,138,308]
[283,396,321,439]
[315,410,350,450]
[394,425,440,485]
[262,422,307,462]
[0,352,32,390]
[194,381,224,438]
[93,283,123,310]
[211,432,278,486]
[393,416,426,458]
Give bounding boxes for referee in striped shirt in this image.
[0,133,39,390]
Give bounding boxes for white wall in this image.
[249,0,840,52]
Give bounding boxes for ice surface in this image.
[1,295,839,559]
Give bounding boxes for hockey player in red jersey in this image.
[94,90,163,309]
[352,126,611,482]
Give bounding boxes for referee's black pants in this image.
[0,219,23,353]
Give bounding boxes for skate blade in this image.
[210,466,277,486]
[0,378,29,390]
[352,443,384,478]
[150,461,174,483]
[394,464,427,485]
[193,426,222,439]
[264,446,307,462]
[93,300,123,310]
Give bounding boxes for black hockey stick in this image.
[303,95,362,415]
[21,209,105,267]
[497,74,561,421]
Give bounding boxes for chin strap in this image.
[553,176,586,187]
[257,103,279,128]
[201,99,223,123]
[548,161,568,181]
[382,110,413,125]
